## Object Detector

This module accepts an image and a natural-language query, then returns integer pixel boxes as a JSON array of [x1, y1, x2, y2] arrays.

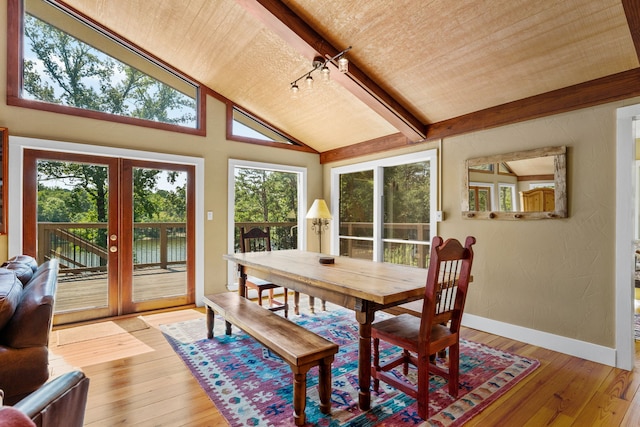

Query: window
[[498, 183, 516, 211], [231, 107, 296, 145], [529, 182, 555, 189], [9, 0, 201, 133], [227, 106, 316, 153], [227, 159, 307, 285], [331, 150, 437, 267]]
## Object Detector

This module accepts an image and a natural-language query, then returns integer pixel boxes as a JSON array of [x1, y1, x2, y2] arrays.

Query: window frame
[[330, 150, 438, 263], [6, 0, 206, 136]]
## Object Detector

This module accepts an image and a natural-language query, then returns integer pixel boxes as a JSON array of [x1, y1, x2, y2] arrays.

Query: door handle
[[110, 246, 117, 253]]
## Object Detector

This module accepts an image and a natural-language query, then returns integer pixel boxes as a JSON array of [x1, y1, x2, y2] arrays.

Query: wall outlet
[[207, 211, 213, 221], [436, 211, 444, 222]]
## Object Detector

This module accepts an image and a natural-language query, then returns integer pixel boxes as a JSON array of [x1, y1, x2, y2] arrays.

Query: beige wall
[[327, 100, 640, 350], [442, 105, 619, 348]]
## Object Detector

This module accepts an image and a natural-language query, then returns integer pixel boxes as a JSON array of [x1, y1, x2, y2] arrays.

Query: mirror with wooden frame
[[462, 146, 567, 220], [0, 128, 6, 233]]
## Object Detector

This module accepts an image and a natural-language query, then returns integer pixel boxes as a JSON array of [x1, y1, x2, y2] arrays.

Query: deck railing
[[38, 222, 187, 274], [233, 222, 298, 251], [38, 220, 430, 275], [338, 222, 431, 267]]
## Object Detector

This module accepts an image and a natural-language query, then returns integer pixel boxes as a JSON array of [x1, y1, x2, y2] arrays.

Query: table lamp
[[306, 199, 332, 253]]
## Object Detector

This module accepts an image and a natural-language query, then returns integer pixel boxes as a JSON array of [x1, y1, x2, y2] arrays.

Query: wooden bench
[[202, 292, 339, 426]]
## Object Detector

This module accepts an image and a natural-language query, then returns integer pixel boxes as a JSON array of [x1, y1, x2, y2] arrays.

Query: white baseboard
[[462, 313, 616, 367]]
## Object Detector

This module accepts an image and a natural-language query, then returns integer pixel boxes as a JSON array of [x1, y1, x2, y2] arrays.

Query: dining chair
[[240, 227, 288, 318], [371, 235, 476, 420]]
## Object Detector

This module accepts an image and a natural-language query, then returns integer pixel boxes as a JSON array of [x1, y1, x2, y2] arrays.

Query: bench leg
[[225, 320, 232, 336], [206, 306, 215, 339], [318, 356, 334, 414], [205, 305, 231, 337], [292, 367, 310, 426]]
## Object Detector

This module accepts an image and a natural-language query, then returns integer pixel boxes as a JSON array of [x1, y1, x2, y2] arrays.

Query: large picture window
[[8, 0, 201, 133], [331, 150, 438, 267]]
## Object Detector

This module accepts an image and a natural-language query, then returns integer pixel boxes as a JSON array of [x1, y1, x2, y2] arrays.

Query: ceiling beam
[[623, 0, 640, 62], [320, 133, 412, 164], [320, 67, 640, 163], [235, 0, 426, 141]]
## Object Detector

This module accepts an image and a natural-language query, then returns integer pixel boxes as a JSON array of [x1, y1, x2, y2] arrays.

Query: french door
[[23, 150, 195, 324]]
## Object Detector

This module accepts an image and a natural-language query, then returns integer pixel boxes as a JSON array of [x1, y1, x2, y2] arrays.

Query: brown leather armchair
[[0, 256, 59, 405]]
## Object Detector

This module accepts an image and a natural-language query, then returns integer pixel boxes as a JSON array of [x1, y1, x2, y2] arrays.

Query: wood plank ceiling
[[61, 0, 640, 162]]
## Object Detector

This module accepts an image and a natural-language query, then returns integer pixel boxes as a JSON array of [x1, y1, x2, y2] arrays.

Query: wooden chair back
[[420, 236, 475, 342], [240, 227, 272, 254]]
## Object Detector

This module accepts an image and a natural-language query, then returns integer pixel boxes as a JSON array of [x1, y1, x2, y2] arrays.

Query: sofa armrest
[[13, 371, 89, 427], [2, 260, 58, 348]]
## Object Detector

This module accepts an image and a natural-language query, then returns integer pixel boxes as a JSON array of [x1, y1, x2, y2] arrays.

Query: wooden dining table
[[223, 249, 428, 411]]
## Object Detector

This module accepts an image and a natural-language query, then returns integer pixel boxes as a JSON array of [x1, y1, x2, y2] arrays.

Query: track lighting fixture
[[290, 46, 352, 95]]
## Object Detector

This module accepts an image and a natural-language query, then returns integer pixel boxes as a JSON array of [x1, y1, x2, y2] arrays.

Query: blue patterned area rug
[[161, 308, 538, 426]]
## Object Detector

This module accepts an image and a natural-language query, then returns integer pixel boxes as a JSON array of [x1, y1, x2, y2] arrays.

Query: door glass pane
[[233, 167, 299, 251], [339, 238, 373, 260], [132, 168, 188, 302], [37, 159, 110, 313], [339, 170, 374, 259], [383, 161, 431, 267]]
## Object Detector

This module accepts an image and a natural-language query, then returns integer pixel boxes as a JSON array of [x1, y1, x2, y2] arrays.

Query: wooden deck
[[55, 266, 187, 313]]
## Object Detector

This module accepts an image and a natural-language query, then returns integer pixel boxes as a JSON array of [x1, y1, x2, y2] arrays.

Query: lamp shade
[[305, 199, 332, 220]]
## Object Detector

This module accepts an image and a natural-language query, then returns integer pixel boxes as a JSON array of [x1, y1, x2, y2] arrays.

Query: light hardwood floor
[[48, 301, 640, 427]]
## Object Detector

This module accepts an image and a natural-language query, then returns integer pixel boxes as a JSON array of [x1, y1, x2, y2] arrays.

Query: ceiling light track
[[290, 46, 352, 95]]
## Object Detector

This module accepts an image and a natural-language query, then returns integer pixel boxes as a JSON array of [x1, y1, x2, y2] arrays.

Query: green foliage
[[38, 161, 109, 222], [234, 168, 298, 250], [23, 14, 195, 125], [339, 171, 374, 223], [383, 162, 430, 224], [234, 168, 297, 223], [338, 162, 431, 238], [499, 186, 514, 211], [37, 162, 186, 225]]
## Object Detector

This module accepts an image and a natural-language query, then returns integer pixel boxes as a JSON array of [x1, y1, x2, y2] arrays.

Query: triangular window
[[19, 0, 199, 130], [231, 107, 300, 146]]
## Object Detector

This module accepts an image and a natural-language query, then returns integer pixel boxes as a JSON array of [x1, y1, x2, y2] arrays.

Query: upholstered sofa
[[0, 255, 59, 405]]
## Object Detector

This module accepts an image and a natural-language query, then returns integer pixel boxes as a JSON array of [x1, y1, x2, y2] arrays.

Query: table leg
[[355, 308, 374, 411], [238, 265, 247, 299], [294, 291, 300, 315]]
